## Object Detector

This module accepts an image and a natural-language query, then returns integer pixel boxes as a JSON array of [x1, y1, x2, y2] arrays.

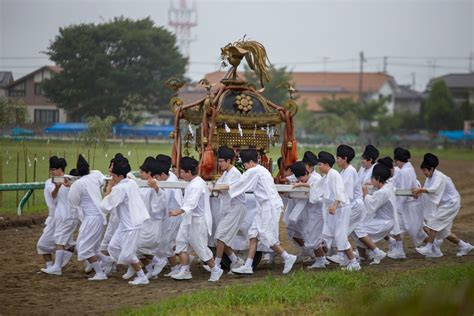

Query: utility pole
[[383, 56, 388, 74], [470, 51, 473, 73], [411, 72, 416, 89], [358, 51, 366, 102]]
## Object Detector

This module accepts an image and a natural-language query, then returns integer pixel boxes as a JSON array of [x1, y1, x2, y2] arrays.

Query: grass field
[[120, 263, 474, 315], [0, 137, 472, 214]]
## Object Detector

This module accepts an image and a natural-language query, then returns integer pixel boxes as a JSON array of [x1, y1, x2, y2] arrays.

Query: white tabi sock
[[91, 261, 103, 275], [181, 265, 190, 272], [244, 258, 253, 268], [211, 264, 220, 273], [171, 265, 180, 272], [372, 248, 381, 255], [137, 269, 146, 278], [146, 263, 154, 273], [349, 258, 357, 264], [152, 256, 160, 265], [396, 241, 403, 250], [98, 253, 111, 263], [228, 252, 238, 263], [459, 240, 468, 248], [425, 242, 433, 251], [281, 251, 291, 261], [53, 250, 65, 270], [215, 257, 222, 268], [46, 261, 53, 268]]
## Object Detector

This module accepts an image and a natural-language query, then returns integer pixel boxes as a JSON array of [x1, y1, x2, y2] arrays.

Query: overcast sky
[[1, 0, 473, 91]]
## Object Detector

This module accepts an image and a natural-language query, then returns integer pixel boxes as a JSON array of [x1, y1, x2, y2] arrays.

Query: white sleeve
[[101, 186, 126, 213], [150, 190, 166, 217], [229, 169, 257, 198], [68, 182, 82, 209], [44, 180, 56, 211], [329, 171, 347, 203], [181, 185, 203, 214], [364, 189, 388, 215], [309, 177, 324, 204]]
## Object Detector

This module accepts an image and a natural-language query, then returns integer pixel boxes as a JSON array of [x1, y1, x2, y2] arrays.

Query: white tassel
[[238, 123, 243, 137], [224, 123, 231, 133], [253, 124, 257, 138], [188, 124, 194, 138]]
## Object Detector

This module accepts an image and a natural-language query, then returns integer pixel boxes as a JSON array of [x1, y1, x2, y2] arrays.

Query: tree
[[81, 115, 115, 167], [43, 17, 187, 121], [0, 98, 28, 129], [244, 65, 292, 105], [424, 80, 460, 130]]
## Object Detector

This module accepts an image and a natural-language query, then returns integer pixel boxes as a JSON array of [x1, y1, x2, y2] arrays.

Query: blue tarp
[[439, 130, 474, 141], [10, 127, 34, 136], [44, 123, 88, 134], [113, 124, 173, 138]]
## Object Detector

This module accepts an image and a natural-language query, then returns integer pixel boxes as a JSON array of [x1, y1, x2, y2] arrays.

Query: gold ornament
[[235, 93, 254, 113]]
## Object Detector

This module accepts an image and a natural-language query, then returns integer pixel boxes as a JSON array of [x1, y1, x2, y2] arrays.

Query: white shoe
[[231, 265, 253, 275], [327, 253, 346, 265], [171, 270, 192, 280], [308, 260, 326, 269], [324, 257, 330, 265], [188, 255, 195, 264], [415, 245, 433, 256], [122, 267, 135, 280], [41, 266, 62, 276], [111, 262, 117, 273], [61, 251, 74, 268], [202, 264, 212, 272], [88, 273, 108, 281], [103, 259, 115, 276], [260, 253, 274, 264], [370, 250, 387, 265], [230, 257, 245, 270], [366, 250, 375, 261], [282, 254, 297, 274], [129, 276, 150, 285], [164, 267, 180, 277], [387, 248, 406, 260], [342, 261, 361, 272], [208, 268, 224, 282], [84, 261, 93, 273], [457, 243, 474, 257], [151, 259, 167, 277], [425, 248, 443, 258]]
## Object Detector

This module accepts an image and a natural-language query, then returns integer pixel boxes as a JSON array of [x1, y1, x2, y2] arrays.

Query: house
[[393, 84, 423, 114], [187, 71, 399, 115], [0, 71, 14, 97], [6, 65, 67, 125], [427, 73, 474, 106]]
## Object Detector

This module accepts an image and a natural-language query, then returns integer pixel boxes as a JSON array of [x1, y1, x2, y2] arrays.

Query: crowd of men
[[37, 144, 473, 285]]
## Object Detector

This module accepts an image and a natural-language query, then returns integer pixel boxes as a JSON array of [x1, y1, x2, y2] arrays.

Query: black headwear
[[49, 156, 61, 169], [372, 163, 391, 183], [155, 160, 170, 176], [362, 145, 379, 162], [180, 156, 199, 173], [420, 153, 439, 170], [109, 153, 125, 168], [377, 156, 394, 170], [290, 161, 308, 178], [69, 168, 79, 177], [156, 154, 172, 165], [239, 149, 258, 164], [336, 145, 355, 163], [77, 154, 90, 176], [112, 157, 131, 177], [394, 147, 411, 162], [317, 151, 335, 167], [217, 146, 235, 161], [302, 151, 319, 166], [140, 156, 156, 173], [57, 158, 67, 171]]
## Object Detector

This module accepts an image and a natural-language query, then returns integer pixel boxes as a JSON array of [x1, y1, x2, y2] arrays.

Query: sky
[[0, 0, 473, 91]]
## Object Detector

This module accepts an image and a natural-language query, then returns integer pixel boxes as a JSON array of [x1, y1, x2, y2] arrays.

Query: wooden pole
[[33, 153, 37, 205], [16, 151, 19, 206]]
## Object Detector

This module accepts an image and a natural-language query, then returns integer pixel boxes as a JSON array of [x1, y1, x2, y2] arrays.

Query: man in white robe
[[101, 157, 151, 285], [358, 145, 379, 185], [38, 157, 74, 273], [169, 157, 223, 282], [68, 154, 108, 281], [212, 146, 247, 270], [393, 147, 427, 254], [413, 153, 473, 258], [316, 151, 361, 271], [222, 149, 297, 275], [355, 164, 395, 264], [291, 161, 326, 268]]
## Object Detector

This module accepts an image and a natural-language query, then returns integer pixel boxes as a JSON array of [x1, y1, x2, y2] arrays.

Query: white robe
[[213, 166, 247, 246], [393, 162, 426, 246], [303, 174, 325, 249], [229, 165, 283, 248], [175, 176, 214, 262], [423, 170, 460, 239], [37, 179, 57, 255], [341, 165, 364, 234], [355, 183, 396, 246], [53, 184, 78, 246], [358, 164, 375, 185], [317, 168, 351, 251], [101, 178, 150, 264]]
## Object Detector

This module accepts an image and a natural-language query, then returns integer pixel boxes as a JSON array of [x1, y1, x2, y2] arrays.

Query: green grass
[[120, 263, 474, 315], [0, 138, 471, 215]]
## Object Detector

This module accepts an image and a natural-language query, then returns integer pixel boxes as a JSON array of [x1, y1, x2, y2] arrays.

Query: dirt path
[[0, 159, 473, 315]]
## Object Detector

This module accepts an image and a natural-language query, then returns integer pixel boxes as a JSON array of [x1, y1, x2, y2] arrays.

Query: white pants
[[354, 218, 394, 248], [108, 228, 141, 265], [426, 199, 460, 240], [323, 204, 352, 251], [248, 202, 281, 248], [156, 216, 182, 258], [76, 216, 105, 261], [53, 218, 78, 246], [37, 216, 56, 255], [175, 216, 213, 262], [398, 200, 427, 246], [214, 203, 247, 246], [136, 219, 163, 257], [348, 199, 364, 234], [100, 212, 120, 252], [304, 207, 325, 249], [285, 200, 307, 240]]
